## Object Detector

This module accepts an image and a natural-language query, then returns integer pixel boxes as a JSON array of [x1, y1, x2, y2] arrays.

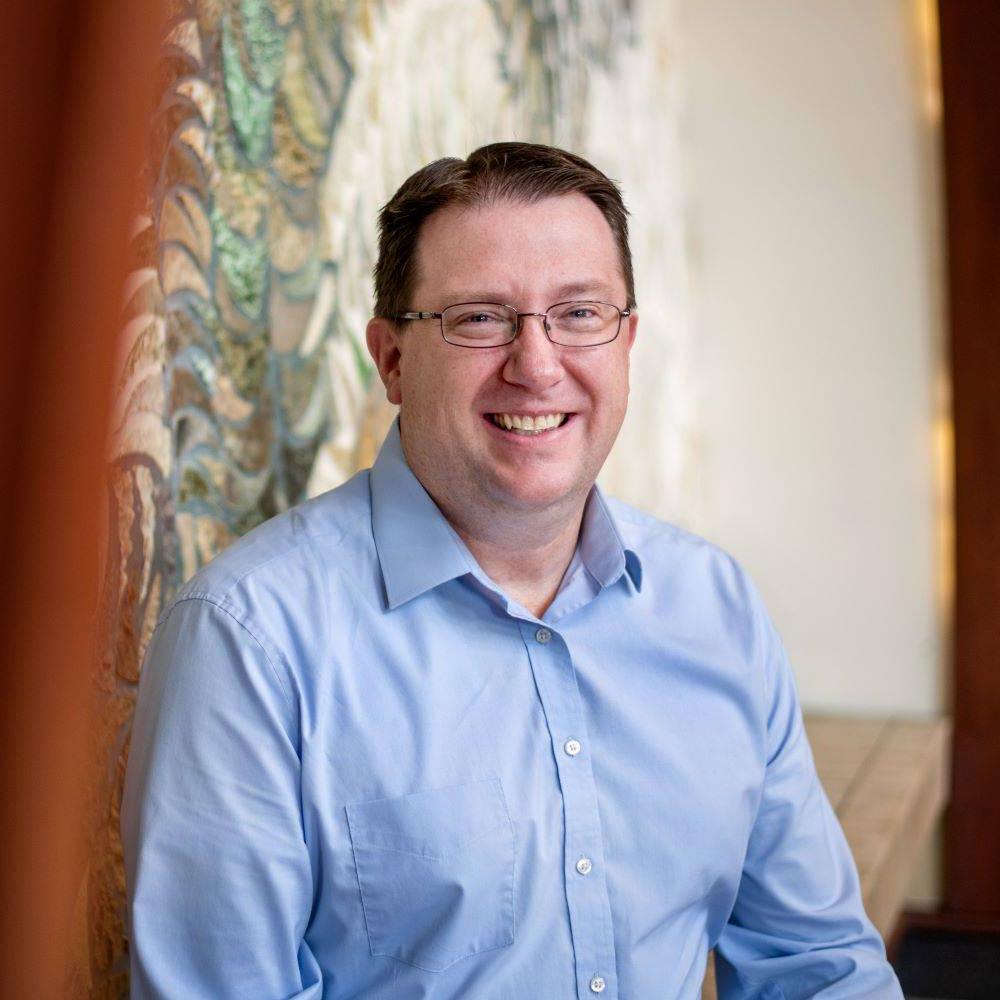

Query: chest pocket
[[346, 776, 516, 972]]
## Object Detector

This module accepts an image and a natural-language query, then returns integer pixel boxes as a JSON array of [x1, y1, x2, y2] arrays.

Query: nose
[[502, 314, 565, 391]]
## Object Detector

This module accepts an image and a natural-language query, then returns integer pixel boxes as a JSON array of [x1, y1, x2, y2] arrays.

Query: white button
[[576, 856, 593, 875], [535, 627, 552, 644], [563, 738, 582, 756], [590, 975, 606, 993]]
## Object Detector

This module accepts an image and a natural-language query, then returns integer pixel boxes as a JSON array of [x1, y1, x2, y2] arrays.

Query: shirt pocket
[[345, 776, 516, 972]]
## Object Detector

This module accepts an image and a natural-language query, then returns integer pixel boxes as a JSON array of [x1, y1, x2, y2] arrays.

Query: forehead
[[413, 194, 623, 300]]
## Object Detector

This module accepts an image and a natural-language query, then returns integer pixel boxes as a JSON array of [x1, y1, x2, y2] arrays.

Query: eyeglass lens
[[440, 302, 622, 347]]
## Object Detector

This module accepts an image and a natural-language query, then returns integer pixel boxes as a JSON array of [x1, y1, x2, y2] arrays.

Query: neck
[[397, 423, 591, 617], [411, 471, 586, 618], [451, 504, 585, 619]]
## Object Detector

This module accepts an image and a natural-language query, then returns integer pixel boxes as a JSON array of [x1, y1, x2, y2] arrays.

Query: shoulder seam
[[186, 489, 368, 604], [165, 593, 294, 707], [226, 522, 348, 596]]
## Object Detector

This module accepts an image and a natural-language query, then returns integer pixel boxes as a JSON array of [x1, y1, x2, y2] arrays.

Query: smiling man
[[366, 189, 636, 619], [123, 143, 903, 999]]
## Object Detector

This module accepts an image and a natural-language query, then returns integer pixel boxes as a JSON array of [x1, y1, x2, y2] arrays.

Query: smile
[[489, 412, 569, 436]]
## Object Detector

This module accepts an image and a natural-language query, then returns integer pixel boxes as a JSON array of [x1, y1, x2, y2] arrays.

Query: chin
[[488, 473, 585, 512]]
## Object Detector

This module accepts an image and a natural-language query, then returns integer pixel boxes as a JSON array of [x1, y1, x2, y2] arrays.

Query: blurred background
[[2, 1, 997, 997]]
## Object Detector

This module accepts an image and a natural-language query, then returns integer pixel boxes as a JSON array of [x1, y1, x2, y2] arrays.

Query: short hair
[[373, 141, 635, 321]]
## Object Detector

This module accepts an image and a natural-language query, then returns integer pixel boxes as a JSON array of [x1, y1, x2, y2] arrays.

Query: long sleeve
[[121, 596, 321, 999], [713, 592, 904, 1000]]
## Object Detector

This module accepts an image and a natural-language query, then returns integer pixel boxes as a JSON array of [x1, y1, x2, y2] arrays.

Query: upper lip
[[485, 409, 573, 415]]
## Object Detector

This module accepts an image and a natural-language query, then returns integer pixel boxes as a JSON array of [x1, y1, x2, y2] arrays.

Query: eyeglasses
[[397, 300, 631, 348]]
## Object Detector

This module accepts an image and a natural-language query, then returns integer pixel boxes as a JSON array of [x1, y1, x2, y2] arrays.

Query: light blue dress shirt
[[123, 421, 903, 999]]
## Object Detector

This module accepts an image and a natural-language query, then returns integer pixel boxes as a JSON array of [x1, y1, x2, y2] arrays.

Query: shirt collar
[[369, 419, 643, 610], [369, 421, 477, 610], [579, 486, 644, 594]]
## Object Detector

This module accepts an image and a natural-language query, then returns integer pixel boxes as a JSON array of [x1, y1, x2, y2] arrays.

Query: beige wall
[[666, 0, 946, 717]]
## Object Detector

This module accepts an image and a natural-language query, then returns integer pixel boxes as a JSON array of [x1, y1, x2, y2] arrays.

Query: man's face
[[368, 193, 638, 520]]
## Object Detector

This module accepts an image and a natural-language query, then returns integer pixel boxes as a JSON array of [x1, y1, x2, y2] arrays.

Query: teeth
[[491, 413, 566, 435]]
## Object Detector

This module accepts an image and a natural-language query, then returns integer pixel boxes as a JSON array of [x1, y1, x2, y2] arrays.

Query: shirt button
[[590, 975, 606, 993], [563, 738, 582, 757], [576, 856, 593, 875], [535, 627, 552, 644]]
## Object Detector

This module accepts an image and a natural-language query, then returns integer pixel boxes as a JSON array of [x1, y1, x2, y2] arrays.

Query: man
[[123, 142, 903, 999]]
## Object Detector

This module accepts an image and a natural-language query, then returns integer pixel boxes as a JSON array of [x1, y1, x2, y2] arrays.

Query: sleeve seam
[[168, 592, 295, 708]]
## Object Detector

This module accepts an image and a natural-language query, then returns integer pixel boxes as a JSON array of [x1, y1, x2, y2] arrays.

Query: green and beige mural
[[87, 0, 693, 994]]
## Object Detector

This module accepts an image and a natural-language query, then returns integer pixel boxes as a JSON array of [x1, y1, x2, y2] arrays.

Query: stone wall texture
[[86, 0, 692, 994]]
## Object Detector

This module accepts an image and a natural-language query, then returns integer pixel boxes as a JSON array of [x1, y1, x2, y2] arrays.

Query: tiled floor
[[893, 929, 1000, 1000]]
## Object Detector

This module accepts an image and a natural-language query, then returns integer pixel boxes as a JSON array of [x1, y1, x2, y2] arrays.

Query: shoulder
[[164, 469, 377, 632], [605, 495, 782, 718], [604, 493, 769, 655], [607, 495, 755, 594]]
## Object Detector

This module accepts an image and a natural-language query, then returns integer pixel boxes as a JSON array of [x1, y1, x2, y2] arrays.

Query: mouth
[[486, 412, 571, 436]]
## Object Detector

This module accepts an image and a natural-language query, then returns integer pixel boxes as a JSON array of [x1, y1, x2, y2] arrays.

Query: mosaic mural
[[86, 0, 692, 994]]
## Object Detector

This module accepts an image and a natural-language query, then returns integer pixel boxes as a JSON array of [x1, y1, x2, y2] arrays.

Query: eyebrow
[[551, 281, 617, 301], [439, 282, 618, 305]]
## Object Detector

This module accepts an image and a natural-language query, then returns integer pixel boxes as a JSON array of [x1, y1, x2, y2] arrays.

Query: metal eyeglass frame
[[396, 300, 632, 348]]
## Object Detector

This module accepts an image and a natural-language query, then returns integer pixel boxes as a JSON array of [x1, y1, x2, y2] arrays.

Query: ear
[[366, 317, 403, 405], [625, 309, 638, 351]]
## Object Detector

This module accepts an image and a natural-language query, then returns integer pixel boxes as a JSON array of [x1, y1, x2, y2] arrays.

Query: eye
[[440, 305, 514, 344], [450, 308, 507, 325], [552, 302, 602, 321]]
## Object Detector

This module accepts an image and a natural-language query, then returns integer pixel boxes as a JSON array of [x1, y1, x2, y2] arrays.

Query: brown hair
[[373, 141, 635, 321]]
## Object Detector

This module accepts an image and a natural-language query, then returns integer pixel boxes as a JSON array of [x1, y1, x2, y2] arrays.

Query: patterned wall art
[[87, 0, 693, 994]]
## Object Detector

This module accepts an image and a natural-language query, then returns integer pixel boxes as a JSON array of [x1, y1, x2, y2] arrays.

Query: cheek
[[398, 352, 439, 408], [581, 361, 630, 417], [399, 354, 487, 416], [611, 352, 633, 408]]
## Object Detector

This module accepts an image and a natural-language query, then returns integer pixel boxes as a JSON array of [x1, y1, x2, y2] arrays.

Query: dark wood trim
[[885, 915, 908, 965], [937, 2, 1000, 916], [901, 908, 1000, 939]]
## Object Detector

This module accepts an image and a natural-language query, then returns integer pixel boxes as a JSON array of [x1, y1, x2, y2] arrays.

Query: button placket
[[519, 619, 618, 998]]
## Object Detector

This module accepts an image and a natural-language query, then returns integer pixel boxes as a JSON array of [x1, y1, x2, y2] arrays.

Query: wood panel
[[831, 719, 951, 937], [937, 0, 1000, 924], [803, 716, 888, 811]]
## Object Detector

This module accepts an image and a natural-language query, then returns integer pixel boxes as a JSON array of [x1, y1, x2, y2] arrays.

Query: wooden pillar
[[939, 0, 1000, 928], [0, 2, 164, 994]]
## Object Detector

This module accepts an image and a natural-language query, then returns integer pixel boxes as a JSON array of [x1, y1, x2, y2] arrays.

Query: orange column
[[0, 2, 164, 995]]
